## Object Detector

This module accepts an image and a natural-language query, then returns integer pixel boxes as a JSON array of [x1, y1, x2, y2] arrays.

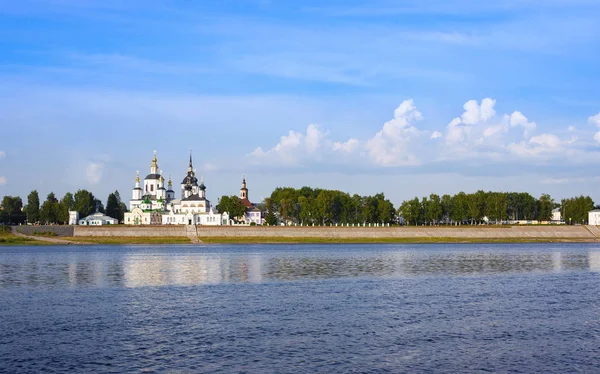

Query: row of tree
[[0, 190, 127, 225], [398, 191, 592, 225], [263, 187, 396, 225]]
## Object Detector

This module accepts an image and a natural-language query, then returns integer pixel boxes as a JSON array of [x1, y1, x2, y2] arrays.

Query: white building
[[589, 209, 600, 225], [68, 211, 79, 225], [78, 212, 118, 225], [239, 177, 264, 225], [551, 208, 562, 222], [124, 151, 230, 226]]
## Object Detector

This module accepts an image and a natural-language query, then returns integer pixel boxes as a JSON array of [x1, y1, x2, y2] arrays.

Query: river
[[1, 243, 599, 372]]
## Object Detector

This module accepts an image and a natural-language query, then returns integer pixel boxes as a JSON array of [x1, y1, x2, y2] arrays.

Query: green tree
[[217, 195, 247, 222], [106, 190, 125, 222], [39, 192, 59, 224], [1, 196, 24, 224], [264, 197, 278, 226], [377, 196, 395, 224], [441, 194, 452, 224], [538, 193, 554, 221], [26, 190, 40, 224], [56, 192, 75, 224], [74, 189, 96, 218], [428, 194, 442, 225]]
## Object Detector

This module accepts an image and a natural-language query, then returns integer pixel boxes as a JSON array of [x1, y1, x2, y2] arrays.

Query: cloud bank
[[249, 98, 600, 171]]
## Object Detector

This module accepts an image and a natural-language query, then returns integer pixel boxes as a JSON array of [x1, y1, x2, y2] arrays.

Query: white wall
[[589, 211, 600, 225]]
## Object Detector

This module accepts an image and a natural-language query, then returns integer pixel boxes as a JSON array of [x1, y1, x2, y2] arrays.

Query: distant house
[[78, 212, 118, 226], [589, 209, 600, 225], [551, 208, 562, 223], [68, 211, 79, 225], [239, 177, 264, 225]]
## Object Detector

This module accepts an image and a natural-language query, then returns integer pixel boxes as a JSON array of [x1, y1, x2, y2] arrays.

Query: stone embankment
[[13, 225, 600, 242], [70, 225, 599, 239]]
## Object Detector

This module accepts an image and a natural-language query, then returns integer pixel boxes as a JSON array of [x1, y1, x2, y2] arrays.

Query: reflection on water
[[2, 245, 600, 288]]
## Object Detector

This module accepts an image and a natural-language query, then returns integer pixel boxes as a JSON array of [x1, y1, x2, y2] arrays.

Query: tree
[[377, 196, 395, 224], [56, 192, 75, 224], [74, 189, 96, 218], [450, 192, 467, 225], [264, 197, 278, 226], [1, 196, 24, 224], [39, 192, 59, 224], [106, 190, 125, 222], [428, 194, 442, 225], [538, 193, 554, 221], [441, 194, 452, 224], [217, 195, 247, 222], [26, 190, 40, 224]]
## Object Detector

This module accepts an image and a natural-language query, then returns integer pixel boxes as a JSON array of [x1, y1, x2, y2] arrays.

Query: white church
[[124, 151, 230, 225]]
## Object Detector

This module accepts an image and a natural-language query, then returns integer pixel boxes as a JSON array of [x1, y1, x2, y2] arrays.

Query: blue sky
[[1, 0, 600, 206]]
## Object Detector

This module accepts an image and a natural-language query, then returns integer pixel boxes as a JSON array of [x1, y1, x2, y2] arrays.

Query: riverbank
[[3, 224, 600, 245]]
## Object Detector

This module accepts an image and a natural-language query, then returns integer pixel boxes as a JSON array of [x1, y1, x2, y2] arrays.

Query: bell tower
[[240, 176, 248, 200]]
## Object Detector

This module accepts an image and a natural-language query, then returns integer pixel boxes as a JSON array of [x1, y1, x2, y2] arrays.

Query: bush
[[249, 222, 256, 226]]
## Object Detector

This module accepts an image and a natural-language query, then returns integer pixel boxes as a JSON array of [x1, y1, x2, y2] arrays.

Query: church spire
[[151, 150, 158, 174], [188, 149, 193, 172]]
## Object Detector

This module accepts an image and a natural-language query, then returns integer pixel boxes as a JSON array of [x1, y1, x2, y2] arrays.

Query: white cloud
[[86, 162, 104, 185], [445, 98, 496, 146], [589, 113, 600, 127], [0, 151, 5, 159], [541, 178, 570, 185], [365, 99, 424, 166], [249, 124, 328, 164], [507, 133, 564, 158], [568, 125, 576, 131], [508, 111, 536, 137], [461, 98, 496, 125], [0, 176, 6, 185], [332, 138, 360, 153], [589, 113, 600, 144], [305, 124, 327, 153], [248, 99, 598, 170]]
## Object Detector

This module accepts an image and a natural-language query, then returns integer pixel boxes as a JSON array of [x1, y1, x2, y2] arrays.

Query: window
[[151, 185, 154, 192]]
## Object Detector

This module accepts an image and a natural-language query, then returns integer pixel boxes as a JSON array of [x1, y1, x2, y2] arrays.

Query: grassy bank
[[63, 236, 192, 245], [199, 236, 597, 244], [0, 227, 48, 245]]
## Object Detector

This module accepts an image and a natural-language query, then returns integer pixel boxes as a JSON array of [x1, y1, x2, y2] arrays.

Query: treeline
[[398, 191, 592, 225], [0, 190, 127, 225], [265, 187, 396, 225], [561, 196, 594, 225]]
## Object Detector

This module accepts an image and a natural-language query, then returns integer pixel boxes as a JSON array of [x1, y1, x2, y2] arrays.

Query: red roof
[[240, 198, 252, 208]]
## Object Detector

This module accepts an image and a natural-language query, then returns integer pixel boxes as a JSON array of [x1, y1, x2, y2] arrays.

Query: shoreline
[[3, 234, 600, 246], [3, 224, 600, 245]]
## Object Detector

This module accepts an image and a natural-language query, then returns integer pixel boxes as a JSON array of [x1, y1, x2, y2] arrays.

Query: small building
[[68, 211, 79, 225], [589, 209, 600, 225], [551, 208, 562, 223], [78, 212, 118, 226], [239, 177, 264, 225]]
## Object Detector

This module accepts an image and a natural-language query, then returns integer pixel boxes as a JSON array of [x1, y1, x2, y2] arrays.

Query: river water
[[1, 243, 599, 373]]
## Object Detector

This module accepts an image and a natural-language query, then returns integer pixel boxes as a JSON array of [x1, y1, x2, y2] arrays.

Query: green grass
[[32, 231, 58, 237], [0, 231, 49, 245], [65, 236, 192, 245]]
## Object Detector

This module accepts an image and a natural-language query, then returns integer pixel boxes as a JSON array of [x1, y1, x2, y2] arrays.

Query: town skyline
[[1, 1, 600, 205]]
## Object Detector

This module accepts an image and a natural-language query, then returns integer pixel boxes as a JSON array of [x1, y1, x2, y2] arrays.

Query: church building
[[124, 151, 230, 225], [239, 177, 264, 225]]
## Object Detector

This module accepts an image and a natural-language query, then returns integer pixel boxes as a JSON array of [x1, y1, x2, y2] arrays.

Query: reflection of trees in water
[[0, 251, 596, 288]]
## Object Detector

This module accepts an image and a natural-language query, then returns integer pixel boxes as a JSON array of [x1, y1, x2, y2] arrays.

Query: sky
[[1, 0, 600, 207]]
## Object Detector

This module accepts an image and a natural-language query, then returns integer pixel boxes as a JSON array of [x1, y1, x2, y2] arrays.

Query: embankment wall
[[61, 225, 600, 239], [16, 226, 75, 237]]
